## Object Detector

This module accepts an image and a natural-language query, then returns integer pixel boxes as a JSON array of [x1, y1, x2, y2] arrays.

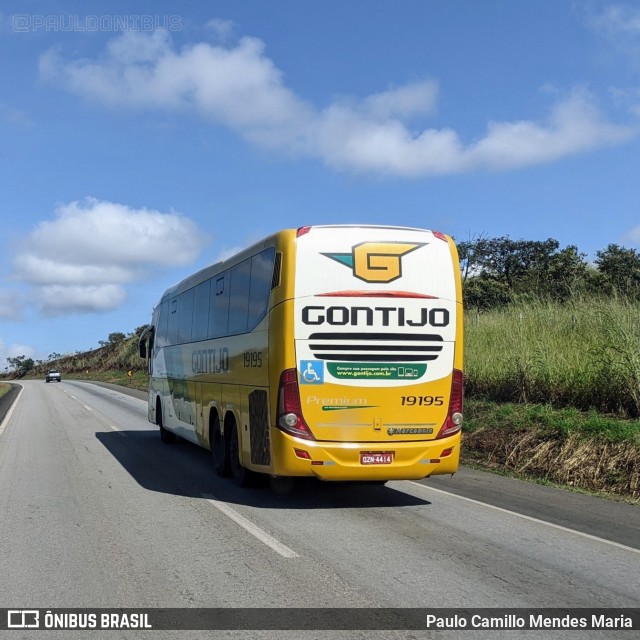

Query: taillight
[[297, 226, 312, 237], [435, 369, 463, 439], [277, 369, 315, 440]]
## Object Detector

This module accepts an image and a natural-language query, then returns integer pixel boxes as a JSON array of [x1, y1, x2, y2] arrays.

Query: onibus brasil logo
[[322, 241, 425, 283]]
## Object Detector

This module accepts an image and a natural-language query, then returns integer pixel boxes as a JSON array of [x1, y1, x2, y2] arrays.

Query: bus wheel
[[229, 421, 253, 487], [157, 401, 176, 444], [211, 415, 230, 477]]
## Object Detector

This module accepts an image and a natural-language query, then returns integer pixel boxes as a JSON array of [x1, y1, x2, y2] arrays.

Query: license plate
[[360, 451, 394, 465]]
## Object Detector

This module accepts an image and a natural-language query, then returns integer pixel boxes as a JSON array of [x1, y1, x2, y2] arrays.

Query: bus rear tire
[[229, 421, 253, 487], [157, 401, 176, 444], [211, 415, 230, 477]]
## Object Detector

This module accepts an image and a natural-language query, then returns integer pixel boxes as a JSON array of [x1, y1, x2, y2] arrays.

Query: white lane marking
[[202, 493, 299, 558], [0, 385, 24, 435], [66, 391, 92, 412], [64, 387, 126, 435], [109, 424, 126, 438], [406, 481, 640, 555]]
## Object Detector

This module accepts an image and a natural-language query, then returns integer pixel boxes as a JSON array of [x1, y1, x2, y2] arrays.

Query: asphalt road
[[0, 380, 638, 639]]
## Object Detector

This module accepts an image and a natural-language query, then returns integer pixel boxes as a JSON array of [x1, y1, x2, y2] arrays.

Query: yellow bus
[[139, 225, 463, 486]]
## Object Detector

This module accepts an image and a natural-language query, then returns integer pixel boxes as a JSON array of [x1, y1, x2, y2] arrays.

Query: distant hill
[[7, 328, 149, 390]]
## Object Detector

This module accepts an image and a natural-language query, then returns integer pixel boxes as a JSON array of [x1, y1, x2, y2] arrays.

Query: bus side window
[[228, 260, 251, 335], [178, 287, 195, 344], [156, 301, 169, 349], [248, 248, 275, 330], [209, 274, 230, 338], [168, 297, 179, 346], [192, 280, 211, 342]]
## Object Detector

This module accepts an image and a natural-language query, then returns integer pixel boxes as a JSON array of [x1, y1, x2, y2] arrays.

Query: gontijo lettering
[[302, 305, 449, 327], [192, 348, 229, 374]]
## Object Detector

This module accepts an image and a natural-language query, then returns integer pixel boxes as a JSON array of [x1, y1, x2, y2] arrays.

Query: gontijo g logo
[[322, 242, 425, 283]]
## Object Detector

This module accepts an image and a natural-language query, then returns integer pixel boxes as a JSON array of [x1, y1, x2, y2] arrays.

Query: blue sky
[[1, 0, 640, 369]]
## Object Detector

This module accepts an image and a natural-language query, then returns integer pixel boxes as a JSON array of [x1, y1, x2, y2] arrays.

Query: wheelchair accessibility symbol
[[300, 360, 324, 384]]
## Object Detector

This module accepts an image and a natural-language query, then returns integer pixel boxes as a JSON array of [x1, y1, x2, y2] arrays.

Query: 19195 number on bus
[[243, 351, 263, 368], [401, 395, 444, 406]]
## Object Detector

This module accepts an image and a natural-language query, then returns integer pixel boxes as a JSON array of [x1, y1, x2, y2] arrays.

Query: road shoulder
[[0, 383, 22, 426], [426, 466, 640, 550]]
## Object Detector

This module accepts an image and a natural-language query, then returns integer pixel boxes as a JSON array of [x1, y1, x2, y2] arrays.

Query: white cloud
[[588, 4, 640, 74], [335, 80, 440, 122], [589, 4, 640, 38], [587, 4, 640, 118], [205, 19, 236, 42], [0, 289, 23, 321], [14, 198, 208, 316], [466, 89, 633, 170], [39, 32, 313, 136], [0, 338, 36, 373], [20, 198, 204, 268], [312, 88, 634, 176], [39, 29, 637, 177], [36, 284, 127, 317], [14, 256, 135, 286]]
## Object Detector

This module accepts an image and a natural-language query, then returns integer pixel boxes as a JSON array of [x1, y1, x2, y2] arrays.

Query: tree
[[458, 236, 557, 286], [529, 245, 589, 301], [458, 236, 592, 307], [595, 244, 640, 299], [460, 236, 557, 306], [98, 332, 126, 348], [462, 277, 512, 310], [7, 355, 35, 377]]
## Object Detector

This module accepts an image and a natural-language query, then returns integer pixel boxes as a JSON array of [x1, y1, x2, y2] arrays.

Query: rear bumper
[[269, 428, 460, 481]]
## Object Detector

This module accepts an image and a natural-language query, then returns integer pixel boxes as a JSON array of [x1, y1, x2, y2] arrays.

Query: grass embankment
[[0, 382, 11, 399], [22, 333, 150, 393], [464, 298, 640, 501], [57, 336, 150, 391], [65, 369, 149, 393]]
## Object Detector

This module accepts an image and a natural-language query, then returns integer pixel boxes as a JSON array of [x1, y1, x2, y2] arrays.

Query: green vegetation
[[455, 235, 640, 500], [462, 295, 640, 501], [458, 236, 640, 308], [0, 382, 11, 399], [464, 399, 640, 444], [465, 297, 640, 419], [462, 399, 640, 500]]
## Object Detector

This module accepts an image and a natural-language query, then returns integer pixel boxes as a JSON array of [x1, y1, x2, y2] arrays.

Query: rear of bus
[[271, 225, 463, 481]]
